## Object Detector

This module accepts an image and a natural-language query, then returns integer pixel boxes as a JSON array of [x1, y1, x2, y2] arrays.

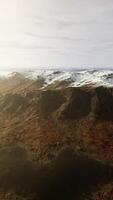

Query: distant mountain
[[1, 69, 113, 88]]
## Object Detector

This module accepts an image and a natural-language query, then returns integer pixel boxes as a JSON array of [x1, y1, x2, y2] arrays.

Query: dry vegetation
[[0, 74, 113, 199]]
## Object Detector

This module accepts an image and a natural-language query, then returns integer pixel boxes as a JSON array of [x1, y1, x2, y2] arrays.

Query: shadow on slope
[[0, 146, 113, 200], [94, 87, 113, 121], [56, 88, 92, 120]]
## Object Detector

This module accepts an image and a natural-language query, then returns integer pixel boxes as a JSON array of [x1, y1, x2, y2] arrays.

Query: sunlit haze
[[0, 0, 113, 70]]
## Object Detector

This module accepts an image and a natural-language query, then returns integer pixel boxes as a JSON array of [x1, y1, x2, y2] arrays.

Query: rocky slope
[[0, 70, 113, 199], [1, 69, 113, 88]]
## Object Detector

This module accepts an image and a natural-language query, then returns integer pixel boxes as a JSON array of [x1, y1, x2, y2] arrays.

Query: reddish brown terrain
[[0, 73, 113, 199]]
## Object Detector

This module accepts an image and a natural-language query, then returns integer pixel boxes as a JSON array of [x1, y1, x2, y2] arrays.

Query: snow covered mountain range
[[1, 69, 113, 87]]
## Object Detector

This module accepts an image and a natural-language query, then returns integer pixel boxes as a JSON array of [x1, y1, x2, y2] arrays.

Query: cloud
[[26, 32, 88, 43], [0, 0, 113, 68], [0, 42, 56, 51]]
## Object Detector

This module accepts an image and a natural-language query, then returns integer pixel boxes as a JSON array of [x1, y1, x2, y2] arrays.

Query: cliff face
[[1, 75, 113, 199]]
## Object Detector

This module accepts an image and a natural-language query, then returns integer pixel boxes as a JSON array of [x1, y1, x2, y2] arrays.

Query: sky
[[0, 0, 113, 71]]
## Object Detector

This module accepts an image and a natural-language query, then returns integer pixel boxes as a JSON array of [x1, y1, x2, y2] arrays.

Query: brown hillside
[[1, 78, 113, 199]]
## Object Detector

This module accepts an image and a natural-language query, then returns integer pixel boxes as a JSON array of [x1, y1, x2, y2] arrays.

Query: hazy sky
[[0, 0, 113, 70]]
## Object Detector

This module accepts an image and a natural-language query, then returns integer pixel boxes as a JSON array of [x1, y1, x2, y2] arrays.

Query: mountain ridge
[[1, 69, 113, 89], [0, 71, 113, 199]]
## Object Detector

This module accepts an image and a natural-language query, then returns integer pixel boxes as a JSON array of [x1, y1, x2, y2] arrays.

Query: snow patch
[[1, 69, 113, 87]]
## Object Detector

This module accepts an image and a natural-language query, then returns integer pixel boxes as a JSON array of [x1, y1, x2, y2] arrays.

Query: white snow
[[1, 69, 113, 87]]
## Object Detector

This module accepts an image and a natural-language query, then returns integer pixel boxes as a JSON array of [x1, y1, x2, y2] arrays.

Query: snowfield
[[1, 69, 113, 87]]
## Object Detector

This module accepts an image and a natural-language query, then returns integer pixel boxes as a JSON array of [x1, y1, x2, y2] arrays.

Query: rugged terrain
[[0, 70, 113, 199]]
